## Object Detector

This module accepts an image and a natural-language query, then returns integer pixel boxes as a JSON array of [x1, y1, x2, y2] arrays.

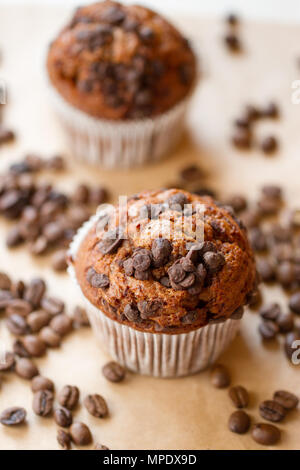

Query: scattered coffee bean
[[22, 335, 47, 357], [24, 278, 46, 308], [94, 443, 109, 450], [32, 390, 54, 417], [0, 407, 26, 426], [39, 326, 61, 347], [73, 306, 90, 327], [261, 136, 278, 154], [70, 422, 92, 446], [50, 314, 73, 336], [284, 331, 300, 360], [229, 386, 249, 408], [15, 357, 39, 379], [232, 128, 251, 149], [289, 292, 300, 314], [211, 364, 230, 388], [228, 410, 250, 434], [6, 314, 29, 336], [51, 250, 68, 271], [6, 299, 32, 317], [58, 385, 80, 410], [54, 407, 73, 428], [0, 272, 11, 290], [0, 351, 15, 371], [259, 303, 281, 321], [31, 375, 54, 393], [84, 394, 108, 418], [259, 320, 279, 340], [102, 361, 126, 383], [273, 390, 299, 410], [57, 429, 71, 450], [224, 33, 241, 52], [27, 310, 51, 332], [252, 423, 281, 445], [0, 127, 15, 145], [226, 13, 239, 26], [257, 259, 275, 282], [259, 400, 286, 422], [276, 312, 294, 333], [41, 296, 64, 316]]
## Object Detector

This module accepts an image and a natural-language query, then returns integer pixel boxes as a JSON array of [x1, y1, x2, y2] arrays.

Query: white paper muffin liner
[[48, 83, 190, 169], [68, 214, 241, 378]]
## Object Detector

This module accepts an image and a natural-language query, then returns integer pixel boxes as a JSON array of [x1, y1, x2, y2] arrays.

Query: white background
[[1, 0, 300, 23]]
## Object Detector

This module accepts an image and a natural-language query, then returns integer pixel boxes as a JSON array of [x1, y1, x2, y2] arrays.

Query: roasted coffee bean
[[73, 306, 90, 327], [0, 289, 13, 309], [24, 278, 46, 308], [54, 407, 73, 428], [43, 221, 64, 242], [50, 314, 73, 336], [277, 261, 295, 287], [0, 272, 11, 290], [259, 303, 281, 321], [284, 332, 299, 360], [58, 385, 80, 410], [0, 127, 15, 145], [181, 311, 198, 325], [210, 364, 230, 388], [6, 314, 29, 335], [272, 243, 293, 263], [228, 410, 250, 434], [6, 299, 32, 317], [29, 236, 48, 255], [252, 423, 281, 445], [203, 251, 225, 274], [289, 292, 300, 314], [259, 320, 279, 340], [179, 164, 204, 183], [225, 195, 247, 213], [94, 443, 109, 450], [22, 335, 46, 357], [276, 312, 294, 333], [39, 326, 61, 347], [249, 228, 267, 252], [57, 429, 71, 450], [72, 184, 90, 204], [0, 351, 15, 371], [11, 280, 25, 299], [232, 128, 251, 149], [229, 386, 249, 408], [231, 306, 244, 320], [259, 400, 286, 422], [257, 259, 275, 282], [257, 196, 281, 215], [261, 136, 278, 154], [13, 339, 31, 358], [224, 33, 241, 52], [32, 390, 54, 417], [84, 394, 108, 418], [15, 357, 39, 379], [31, 375, 54, 393], [51, 250, 68, 272], [226, 12, 239, 26], [70, 422, 92, 446], [261, 185, 282, 200], [241, 209, 260, 228], [0, 407, 26, 426], [123, 303, 140, 322], [41, 296, 64, 316], [27, 310, 51, 332], [6, 225, 23, 247], [102, 361, 125, 383], [273, 390, 299, 410]]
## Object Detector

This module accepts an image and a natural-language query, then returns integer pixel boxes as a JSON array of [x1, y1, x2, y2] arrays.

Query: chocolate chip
[[229, 386, 249, 408], [159, 276, 171, 288], [259, 400, 286, 422], [84, 394, 108, 418], [273, 390, 299, 410], [252, 423, 281, 446], [168, 262, 186, 284], [180, 272, 196, 288], [102, 361, 125, 383], [86, 267, 110, 289], [232, 128, 252, 149], [139, 25, 155, 43], [203, 251, 225, 274], [97, 229, 123, 255], [123, 258, 134, 276], [261, 136, 278, 154], [228, 410, 250, 434], [168, 192, 188, 210], [58, 385, 79, 410], [123, 303, 140, 322], [54, 407, 73, 428], [0, 407, 26, 426], [211, 364, 231, 388], [181, 310, 198, 325], [137, 300, 161, 319], [151, 238, 172, 267], [32, 390, 54, 417], [102, 5, 125, 24], [70, 422, 92, 446], [224, 33, 241, 52], [132, 249, 151, 271]]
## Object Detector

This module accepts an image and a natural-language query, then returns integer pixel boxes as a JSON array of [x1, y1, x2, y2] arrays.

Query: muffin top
[[47, 1, 197, 120], [72, 189, 256, 334]]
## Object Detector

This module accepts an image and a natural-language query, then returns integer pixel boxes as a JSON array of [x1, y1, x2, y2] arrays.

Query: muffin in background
[[68, 189, 256, 377], [47, 1, 197, 168]]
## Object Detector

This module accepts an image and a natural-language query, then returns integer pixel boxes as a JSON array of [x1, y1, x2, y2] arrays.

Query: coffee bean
[[94, 443, 109, 450], [277, 261, 295, 287], [27, 310, 51, 332], [22, 335, 46, 357], [0, 272, 11, 290], [70, 422, 92, 446], [261, 136, 278, 154], [262, 102, 279, 119], [13, 339, 31, 358], [6, 299, 32, 317], [6, 225, 23, 247], [257, 196, 281, 215], [0, 351, 15, 371], [29, 236, 48, 255], [102, 361, 125, 383], [259, 400, 286, 422], [6, 314, 29, 335], [72, 184, 90, 204], [84, 394, 108, 418], [289, 292, 300, 314], [11, 280, 25, 298], [232, 128, 251, 149], [273, 390, 299, 410], [39, 326, 61, 347], [225, 195, 247, 213], [57, 429, 71, 450], [179, 164, 204, 183], [50, 314, 73, 336], [249, 228, 267, 252], [54, 407, 73, 428], [252, 423, 281, 445], [259, 320, 279, 340], [32, 390, 54, 417], [276, 312, 294, 333], [284, 331, 300, 360], [15, 357, 39, 379], [58, 385, 80, 410], [41, 296, 64, 315], [51, 250, 68, 271], [229, 386, 249, 408], [261, 185, 282, 200], [230, 306, 244, 320], [0, 127, 15, 145], [228, 410, 250, 434], [73, 306, 90, 327], [210, 364, 231, 388], [0, 289, 13, 309], [259, 303, 281, 321], [31, 375, 54, 393], [0, 407, 26, 426], [224, 33, 241, 52], [24, 278, 46, 308], [257, 259, 275, 282]]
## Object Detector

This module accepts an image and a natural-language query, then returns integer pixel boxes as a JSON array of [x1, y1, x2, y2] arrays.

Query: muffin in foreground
[[47, 1, 197, 168], [68, 189, 256, 377]]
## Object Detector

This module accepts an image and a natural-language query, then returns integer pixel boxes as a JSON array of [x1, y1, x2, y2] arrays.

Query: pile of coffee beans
[[0, 270, 127, 449], [231, 102, 279, 153], [211, 364, 298, 446], [0, 155, 109, 271], [223, 13, 242, 53]]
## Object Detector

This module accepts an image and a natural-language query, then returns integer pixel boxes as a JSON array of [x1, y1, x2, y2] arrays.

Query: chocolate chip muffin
[[68, 189, 256, 377], [46, 1, 197, 168]]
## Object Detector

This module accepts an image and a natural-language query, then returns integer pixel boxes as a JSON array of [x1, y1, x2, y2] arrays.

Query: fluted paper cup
[[68, 215, 240, 378], [48, 83, 190, 169]]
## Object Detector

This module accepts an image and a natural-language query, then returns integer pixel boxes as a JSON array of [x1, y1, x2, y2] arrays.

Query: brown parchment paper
[[0, 5, 299, 450]]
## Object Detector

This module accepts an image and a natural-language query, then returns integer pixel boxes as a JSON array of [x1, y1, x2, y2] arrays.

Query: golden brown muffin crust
[[47, 1, 197, 120], [72, 189, 256, 334]]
